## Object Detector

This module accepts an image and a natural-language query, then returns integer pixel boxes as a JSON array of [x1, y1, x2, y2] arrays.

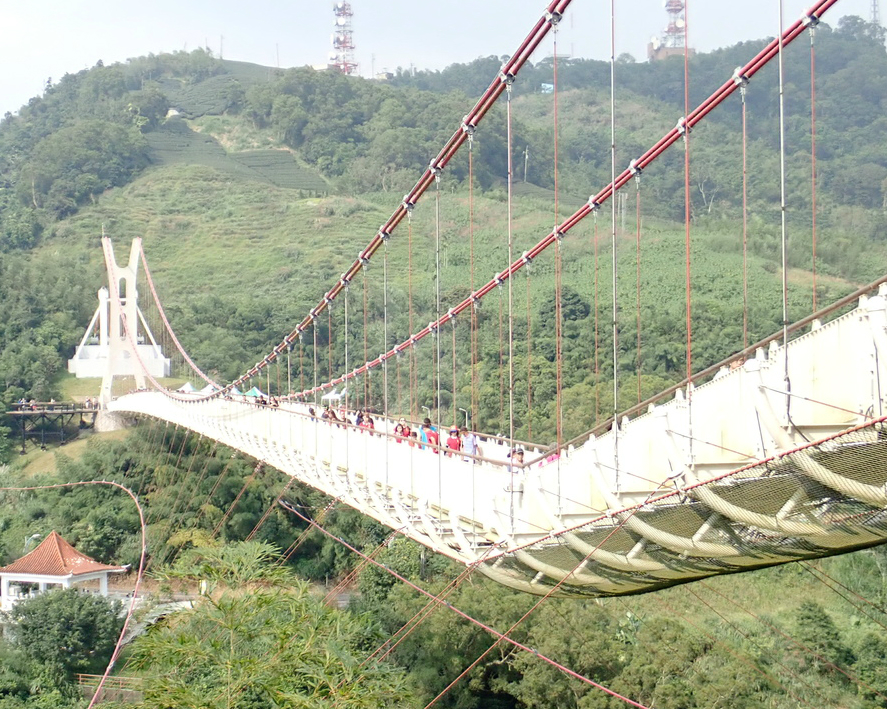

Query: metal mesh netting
[[481, 420, 887, 597]]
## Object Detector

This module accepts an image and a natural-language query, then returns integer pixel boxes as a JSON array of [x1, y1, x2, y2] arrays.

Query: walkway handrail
[[8, 402, 98, 413], [546, 273, 887, 464]]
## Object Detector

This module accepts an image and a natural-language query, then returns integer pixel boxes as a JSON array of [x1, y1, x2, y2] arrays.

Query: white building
[[0, 531, 127, 611]]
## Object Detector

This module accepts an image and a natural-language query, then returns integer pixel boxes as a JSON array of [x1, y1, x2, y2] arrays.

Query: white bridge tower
[[67, 237, 169, 407]]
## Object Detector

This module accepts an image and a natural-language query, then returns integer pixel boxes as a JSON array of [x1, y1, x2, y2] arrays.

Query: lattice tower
[[331, 2, 358, 75]]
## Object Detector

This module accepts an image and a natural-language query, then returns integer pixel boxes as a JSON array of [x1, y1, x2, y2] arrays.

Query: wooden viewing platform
[[6, 401, 98, 452]]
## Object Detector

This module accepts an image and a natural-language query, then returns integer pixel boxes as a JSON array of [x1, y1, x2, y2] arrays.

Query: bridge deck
[[109, 290, 887, 596]]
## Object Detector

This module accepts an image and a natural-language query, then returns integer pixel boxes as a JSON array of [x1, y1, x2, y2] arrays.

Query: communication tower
[[330, 2, 358, 75], [647, 0, 694, 62], [873, 0, 881, 27]]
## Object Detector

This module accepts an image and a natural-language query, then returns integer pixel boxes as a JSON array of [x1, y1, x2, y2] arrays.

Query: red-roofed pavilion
[[0, 531, 127, 611]]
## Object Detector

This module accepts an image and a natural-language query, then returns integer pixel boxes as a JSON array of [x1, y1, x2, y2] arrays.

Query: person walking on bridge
[[445, 427, 461, 456], [421, 419, 439, 452], [461, 426, 478, 461]]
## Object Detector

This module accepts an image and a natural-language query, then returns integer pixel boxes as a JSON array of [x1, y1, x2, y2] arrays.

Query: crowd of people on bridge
[[308, 406, 488, 461], [235, 393, 555, 471]]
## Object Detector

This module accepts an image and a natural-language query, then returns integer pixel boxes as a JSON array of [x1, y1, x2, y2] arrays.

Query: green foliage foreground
[[0, 588, 122, 707], [130, 542, 412, 709]]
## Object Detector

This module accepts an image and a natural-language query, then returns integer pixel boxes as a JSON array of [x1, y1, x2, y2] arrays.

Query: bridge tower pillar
[[93, 237, 170, 410]]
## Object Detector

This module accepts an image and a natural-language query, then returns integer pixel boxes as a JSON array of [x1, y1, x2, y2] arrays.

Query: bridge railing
[[9, 401, 98, 413], [552, 276, 887, 464], [175, 394, 539, 469]]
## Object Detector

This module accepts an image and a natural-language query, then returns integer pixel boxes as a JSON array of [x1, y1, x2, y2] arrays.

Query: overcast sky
[[0, 0, 872, 118]]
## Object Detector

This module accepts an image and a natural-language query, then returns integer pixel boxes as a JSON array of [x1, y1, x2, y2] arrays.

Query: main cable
[[609, 0, 619, 488]]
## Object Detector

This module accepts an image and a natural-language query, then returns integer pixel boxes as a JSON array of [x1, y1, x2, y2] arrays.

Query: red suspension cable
[[683, 1, 693, 385], [138, 243, 221, 389], [526, 272, 533, 440], [635, 177, 642, 403], [408, 210, 416, 419], [553, 17, 564, 446], [593, 216, 600, 422], [142, 0, 838, 405], [328, 308, 333, 388], [281, 501, 653, 709], [468, 136, 478, 426], [810, 24, 818, 311], [499, 290, 505, 432], [363, 271, 369, 408], [451, 323, 457, 427], [742, 82, 749, 351]]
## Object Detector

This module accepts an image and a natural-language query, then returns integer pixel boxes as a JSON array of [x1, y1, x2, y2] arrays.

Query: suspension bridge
[[79, 0, 887, 598]]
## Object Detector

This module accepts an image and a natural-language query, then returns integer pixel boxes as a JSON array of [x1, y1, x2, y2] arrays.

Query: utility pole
[[523, 146, 529, 182]]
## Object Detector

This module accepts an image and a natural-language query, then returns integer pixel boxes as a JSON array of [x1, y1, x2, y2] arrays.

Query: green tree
[[10, 588, 123, 685], [17, 120, 148, 217], [132, 541, 413, 708], [794, 600, 854, 673], [854, 632, 887, 707]]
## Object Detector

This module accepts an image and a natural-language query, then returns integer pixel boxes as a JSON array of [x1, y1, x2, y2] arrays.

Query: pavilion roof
[[0, 531, 126, 577]]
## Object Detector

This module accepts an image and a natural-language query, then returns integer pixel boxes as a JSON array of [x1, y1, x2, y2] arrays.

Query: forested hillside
[[1, 14, 887, 709]]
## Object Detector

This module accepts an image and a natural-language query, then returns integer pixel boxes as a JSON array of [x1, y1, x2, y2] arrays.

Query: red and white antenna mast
[[647, 0, 693, 61], [662, 0, 687, 49], [331, 2, 358, 75]]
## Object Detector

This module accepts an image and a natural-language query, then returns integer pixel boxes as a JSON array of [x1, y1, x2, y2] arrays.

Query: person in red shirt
[[445, 427, 461, 456], [422, 421, 440, 452]]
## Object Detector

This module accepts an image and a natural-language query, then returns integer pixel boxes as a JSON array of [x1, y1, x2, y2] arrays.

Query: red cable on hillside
[[323, 531, 396, 606], [145, 432, 191, 528], [799, 563, 887, 633], [366, 553, 492, 667], [245, 478, 295, 542], [280, 500, 653, 709], [278, 498, 339, 566], [684, 585, 844, 705], [211, 461, 262, 539], [138, 242, 221, 390]]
